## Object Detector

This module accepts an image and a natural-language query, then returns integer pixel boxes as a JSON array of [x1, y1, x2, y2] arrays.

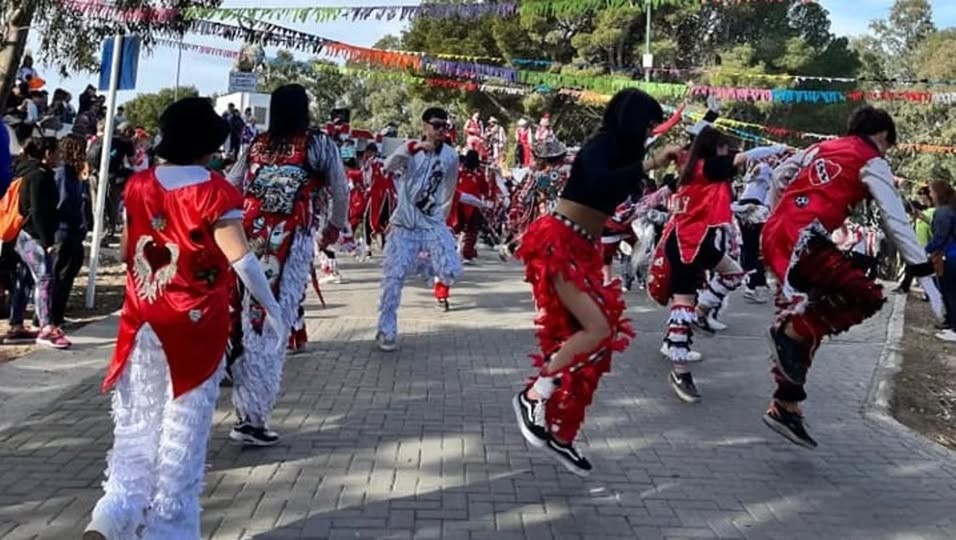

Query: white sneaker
[[377, 332, 397, 352], [743, 287, 768, 304], [708, 313, 728, 331], [660, 343, 703, 363], [935, 330, 956, 342]]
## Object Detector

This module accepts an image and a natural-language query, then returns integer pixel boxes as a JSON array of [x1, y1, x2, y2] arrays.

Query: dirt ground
[[891, 293, 956, 450], [0, 250, 126, 364]]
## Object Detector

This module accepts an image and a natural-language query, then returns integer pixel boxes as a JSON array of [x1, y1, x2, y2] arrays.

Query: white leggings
[[87, 325, 223, 540]]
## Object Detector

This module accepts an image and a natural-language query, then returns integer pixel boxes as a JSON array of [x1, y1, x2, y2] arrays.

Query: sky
[[28, 0, 956, 106]]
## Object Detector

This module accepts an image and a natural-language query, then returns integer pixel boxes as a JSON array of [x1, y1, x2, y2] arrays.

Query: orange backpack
[[0, 177, 26, 243]]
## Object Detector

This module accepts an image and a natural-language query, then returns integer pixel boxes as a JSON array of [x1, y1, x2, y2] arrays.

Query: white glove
[[233, 252, 289, 353], [918, 275, 945, 322], [263, 313, 290, 353]]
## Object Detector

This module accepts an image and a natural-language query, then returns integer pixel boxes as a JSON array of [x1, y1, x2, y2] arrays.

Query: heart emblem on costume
[[143, 241, 173, 272], [809, 158, 842, 186], [132, 236, 180, 303]]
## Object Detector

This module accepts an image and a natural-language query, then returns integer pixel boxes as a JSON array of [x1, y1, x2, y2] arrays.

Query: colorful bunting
[[152, 38, 239, 60], [183, 3, 518, 24]]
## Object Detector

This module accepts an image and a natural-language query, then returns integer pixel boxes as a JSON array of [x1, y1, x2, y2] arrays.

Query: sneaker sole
[[511, 394, 548, 449], [669, 374, 702, 403], [659, 347, 703, 363], [378, 342, 397, 352], [36, 339, 70, 350], [761, 413, 817, 449], [765, 328, 804, 386], [228, 430, 280, 447]]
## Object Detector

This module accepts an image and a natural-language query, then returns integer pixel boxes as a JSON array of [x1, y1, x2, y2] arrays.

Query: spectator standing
[[14, 137, 72, 349], [113, 106, 128, 127], [78, 85, 97, 115], [926, 180, 956, 342], [51, 135, 92, 329]]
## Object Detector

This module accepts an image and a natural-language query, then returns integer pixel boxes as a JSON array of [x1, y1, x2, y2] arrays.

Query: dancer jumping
[[761, 106, 943, 447], [512, 89, 677, 476], [226, 84, 348, 445], [376, 107, 461, 351], [85, 98, 286, 539]]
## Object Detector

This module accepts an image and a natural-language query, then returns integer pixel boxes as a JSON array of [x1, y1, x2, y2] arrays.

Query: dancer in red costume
[[449, 150, 492, 263], [363, 143, 394, 251], [226, 84, 348, 445], [86, 98, 286, 539], [761, 106, 943, 447], [464, 111, 484, 156], [649, 128, 757, 402], [514, 119, 534, 168], [512, 89, 678, 476]]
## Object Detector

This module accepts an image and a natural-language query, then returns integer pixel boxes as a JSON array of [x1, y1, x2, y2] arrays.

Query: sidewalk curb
[[863, 291, 956, 461]]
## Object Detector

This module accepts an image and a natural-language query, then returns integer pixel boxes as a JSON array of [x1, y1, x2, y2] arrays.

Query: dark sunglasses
[[428, 121, 449, 131]]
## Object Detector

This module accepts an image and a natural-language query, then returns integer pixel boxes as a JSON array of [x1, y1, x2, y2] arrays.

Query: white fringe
[[377, 226, 463, 338], [89, 325, 224, 540], [232, 229, 311, 427]]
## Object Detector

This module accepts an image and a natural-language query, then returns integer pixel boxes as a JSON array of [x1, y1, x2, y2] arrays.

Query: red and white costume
[[762, 135, 932, 401], [365, 157, 395, 236], [515, 125, 534, 168], [227, 130, 348, 427], [535, 116, 554, 143], [464, 115, 484, 155], [93, 166, 243, 538], [449, 165, 491, 261]]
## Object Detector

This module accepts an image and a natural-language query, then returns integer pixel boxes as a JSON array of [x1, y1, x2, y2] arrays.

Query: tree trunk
[[0, 5, 34, 112]]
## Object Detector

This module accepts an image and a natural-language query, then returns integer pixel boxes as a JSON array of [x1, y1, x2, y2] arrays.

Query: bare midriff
[[554, 198, 609, 239]]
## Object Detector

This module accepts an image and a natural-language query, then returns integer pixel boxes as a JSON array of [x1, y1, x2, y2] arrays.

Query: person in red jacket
[[760, 106, 943, 448], [85, 98, 286, 540], [363, 143, 394, 251], [649, 128, 748, 402], [449, 150, 491, 263]]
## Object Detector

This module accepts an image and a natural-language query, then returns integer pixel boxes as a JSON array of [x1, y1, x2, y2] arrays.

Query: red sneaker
[[3, 327, 40, 345]]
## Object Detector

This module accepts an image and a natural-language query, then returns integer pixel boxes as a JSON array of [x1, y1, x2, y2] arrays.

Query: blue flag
[[99, 36, 140, 91]]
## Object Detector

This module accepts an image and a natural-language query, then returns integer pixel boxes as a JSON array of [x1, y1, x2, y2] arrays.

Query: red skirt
[[515, 214, 635, 371]]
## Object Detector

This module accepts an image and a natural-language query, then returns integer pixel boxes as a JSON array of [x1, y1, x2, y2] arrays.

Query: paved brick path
[[1, 258, 955, 539]]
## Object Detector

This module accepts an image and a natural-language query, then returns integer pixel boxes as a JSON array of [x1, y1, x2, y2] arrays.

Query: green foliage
[[123, 86, 199, 134], [1, 0, 223, 110]]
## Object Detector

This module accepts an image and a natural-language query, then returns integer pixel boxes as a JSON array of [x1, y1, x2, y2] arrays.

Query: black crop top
[[560, 132, 647, 215]]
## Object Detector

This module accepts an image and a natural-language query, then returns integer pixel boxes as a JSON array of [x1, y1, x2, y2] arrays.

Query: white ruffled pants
[[87, 325, 223, 540], [377, 225, 463, 338], [231, 230, 310, 427]]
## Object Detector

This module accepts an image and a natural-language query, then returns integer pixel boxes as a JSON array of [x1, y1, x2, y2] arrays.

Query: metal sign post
[[85, 33, 124, 309]]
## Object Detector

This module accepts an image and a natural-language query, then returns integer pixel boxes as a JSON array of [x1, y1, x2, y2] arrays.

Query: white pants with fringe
[[87, 325, 224, 540], [377, 225, 463, 339], [231, 230, 310, 427]]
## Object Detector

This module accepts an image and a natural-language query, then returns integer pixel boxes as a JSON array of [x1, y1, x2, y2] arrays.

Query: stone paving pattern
[[1, 258, 955, 539]]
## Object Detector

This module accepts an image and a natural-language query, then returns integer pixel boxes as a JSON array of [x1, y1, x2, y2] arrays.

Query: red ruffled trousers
[[765, 233, 885, 402], [515, 215, 635, 442]]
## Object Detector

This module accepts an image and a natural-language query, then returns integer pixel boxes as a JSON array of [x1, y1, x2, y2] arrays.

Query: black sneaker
[[512, 390, 549, 448], [544, 438, 592, 477], [436, 299, 450, 312], [767, 327, 808, 385], [669, 371, 701, 403], [229, 421, 280, 447], [762, 403, 818, 448]]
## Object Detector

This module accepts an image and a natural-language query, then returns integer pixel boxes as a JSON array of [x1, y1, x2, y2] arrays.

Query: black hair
[[21, 137, 58, 161], [848, 106, 897, 147], [364, 142, 378, 154], [422, 107, 448, 123], [268, 84, 310, 142], [344, 157, 357, 169], [601, 88, 664, 145], [677, 126, 733, 186], [463, 149, 480, 170]]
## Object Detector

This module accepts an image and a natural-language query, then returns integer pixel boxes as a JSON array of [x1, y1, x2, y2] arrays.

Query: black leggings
[[738, 220, 767, 288], [52, 234, 86, 326], [665, 229, 724, 295]]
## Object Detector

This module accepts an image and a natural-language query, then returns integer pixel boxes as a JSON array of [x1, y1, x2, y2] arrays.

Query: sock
[[665, 304, 696, 363], [698, 271, 745, 312], [532, 376, 556, 400]]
